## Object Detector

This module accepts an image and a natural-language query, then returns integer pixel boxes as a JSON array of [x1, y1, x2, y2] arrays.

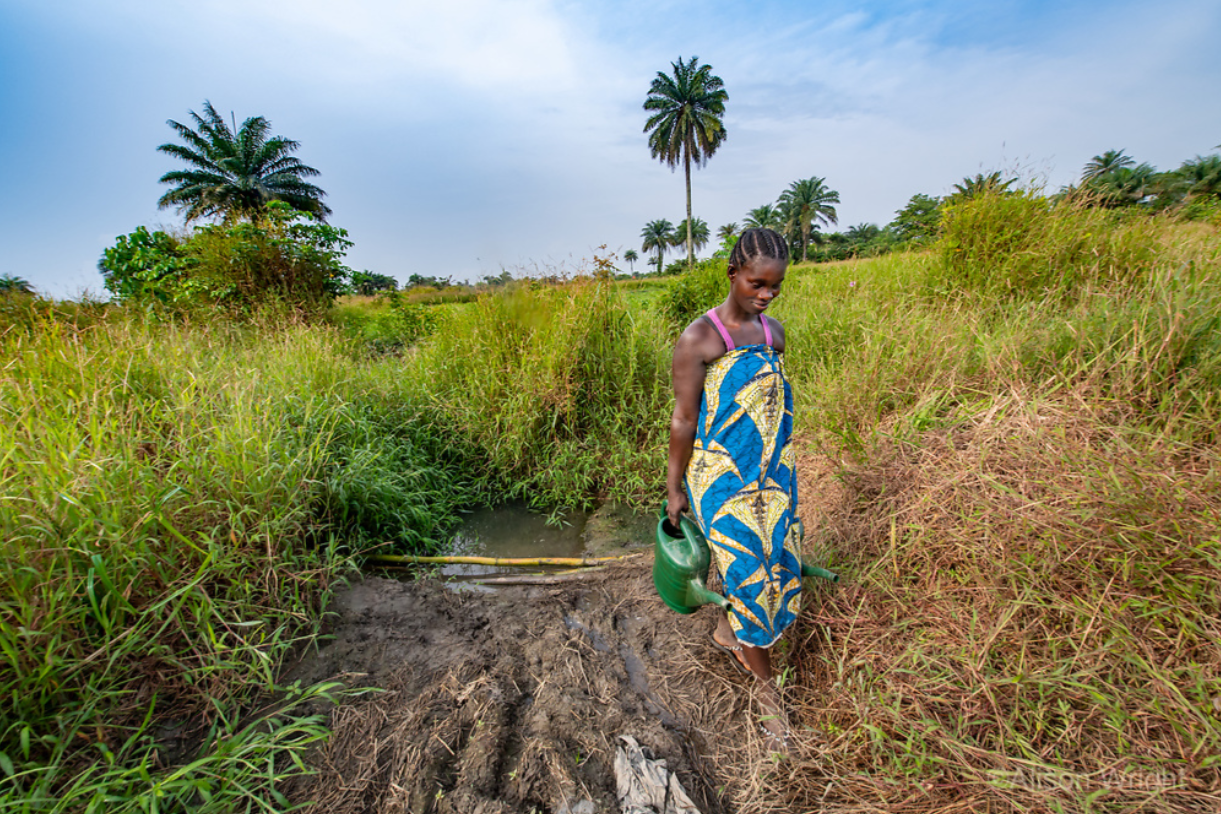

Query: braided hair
[[727, 227, 789, 271]]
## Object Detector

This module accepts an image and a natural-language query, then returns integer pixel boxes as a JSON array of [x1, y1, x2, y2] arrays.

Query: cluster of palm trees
[[1062, 148, 1221, 209], [635, 217, 711, 274], [720, 176, 841, 263], [631, 174, 842, 273]]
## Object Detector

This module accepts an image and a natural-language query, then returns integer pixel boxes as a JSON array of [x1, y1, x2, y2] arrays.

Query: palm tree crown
[[0, 274, 34, 295], [672, 218, 710, 254], [778, 177, 840, 262], [641, 219, 675, 275], [158, 101, 331, 223], [643, 56, 727, 271], [1174, 155, 1221, 200], [947, 172, 1017, 205], [1082, 150, 1135, 182], [743, 204, 783, 231], [1088, 163, 1157, 207]]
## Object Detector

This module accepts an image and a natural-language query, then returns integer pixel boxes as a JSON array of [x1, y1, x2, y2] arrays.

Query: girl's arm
[[667, 328, 708, 526]]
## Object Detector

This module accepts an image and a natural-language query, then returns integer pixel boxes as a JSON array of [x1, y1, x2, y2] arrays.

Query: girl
[[666, 227, 799, 749]]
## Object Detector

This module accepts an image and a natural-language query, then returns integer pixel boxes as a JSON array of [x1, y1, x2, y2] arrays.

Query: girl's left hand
[[666, 490, 688, 527]]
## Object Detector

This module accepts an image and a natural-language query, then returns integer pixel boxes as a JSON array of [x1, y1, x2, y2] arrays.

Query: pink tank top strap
[[704, 308, 735, 351], [762, 315, 773, 347]]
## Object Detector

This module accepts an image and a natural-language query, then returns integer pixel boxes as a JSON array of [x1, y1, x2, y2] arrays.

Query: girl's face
[[728, 257, 786, 315]]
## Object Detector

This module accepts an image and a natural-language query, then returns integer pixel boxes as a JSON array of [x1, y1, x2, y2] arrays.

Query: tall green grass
[[403, 280, 673, 510], [0, 315, 475, 810]]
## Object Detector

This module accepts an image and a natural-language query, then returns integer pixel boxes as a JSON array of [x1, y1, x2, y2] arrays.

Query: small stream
[[422, 501, 654, 589]]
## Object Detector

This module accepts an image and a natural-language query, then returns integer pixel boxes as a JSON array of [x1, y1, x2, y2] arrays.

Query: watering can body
[[653, 506, 839, 615], [653, 511, 730, 614]]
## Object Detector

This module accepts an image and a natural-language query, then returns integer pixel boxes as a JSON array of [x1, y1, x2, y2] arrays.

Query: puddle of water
[[439, 502, 589, 580]]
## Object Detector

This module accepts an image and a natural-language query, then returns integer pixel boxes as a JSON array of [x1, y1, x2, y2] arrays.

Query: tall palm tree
[[672, 218, 710, 254], [717, 222, 738, 241], [1082, 150, 1135, 182], [778, 177, 840, 262], [624, 249, 639, 273], [743, 204, 783, 231], [641, 219, 674, 275], [643, 56, 728, 272], [158, 100, 331, 223]]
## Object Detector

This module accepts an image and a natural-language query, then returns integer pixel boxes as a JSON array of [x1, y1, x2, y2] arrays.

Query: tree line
[[53, 73, 1216, 305]]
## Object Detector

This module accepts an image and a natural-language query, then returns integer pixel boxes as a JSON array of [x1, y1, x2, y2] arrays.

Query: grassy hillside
[[2, 196, 1218, 811]]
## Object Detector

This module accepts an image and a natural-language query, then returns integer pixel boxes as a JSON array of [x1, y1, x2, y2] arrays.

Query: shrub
[[99, 202, 352, 315], [655, 257, 727, 328], [386, 291, 442, 344], [933, 191, 1163, 299]]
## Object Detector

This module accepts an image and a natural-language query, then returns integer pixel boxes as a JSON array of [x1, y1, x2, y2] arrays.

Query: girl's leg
[[740, 643, 771, 682], [742, 643, 790, 752], [712, 611, 737, 648], [711, 613, 789, 750]]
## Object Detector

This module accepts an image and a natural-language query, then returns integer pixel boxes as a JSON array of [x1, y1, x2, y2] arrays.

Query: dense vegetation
[[3, 191, 1219, 811], [97, 202, 352, 315]]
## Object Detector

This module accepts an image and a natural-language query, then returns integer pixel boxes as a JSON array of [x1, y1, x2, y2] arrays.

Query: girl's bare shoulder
[[675, 315, 724, 363], [765, 315, 786, 352]]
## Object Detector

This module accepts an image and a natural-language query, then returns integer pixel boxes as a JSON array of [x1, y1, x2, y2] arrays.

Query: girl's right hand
[[666, 490, 689, 527]]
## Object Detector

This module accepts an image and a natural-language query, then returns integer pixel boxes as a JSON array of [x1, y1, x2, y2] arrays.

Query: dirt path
[[283, 456, 842, 814], [281, 562, 782, 814]]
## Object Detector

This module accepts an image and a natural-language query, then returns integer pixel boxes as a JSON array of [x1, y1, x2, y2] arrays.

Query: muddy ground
[[282, 459, 843, 814]]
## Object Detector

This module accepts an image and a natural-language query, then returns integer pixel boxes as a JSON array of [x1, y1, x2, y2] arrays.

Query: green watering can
[[653, 504, 839, 615]]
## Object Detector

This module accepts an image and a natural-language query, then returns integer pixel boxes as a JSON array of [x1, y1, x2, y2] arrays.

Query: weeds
[[4, 193, 1220, 812], [405, 279, 673, 510], [0, 317, 468, 809]]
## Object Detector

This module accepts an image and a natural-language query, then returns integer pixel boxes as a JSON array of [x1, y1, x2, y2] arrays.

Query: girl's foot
[[709, 632, 750, 674], [755, 682, 791, 755]]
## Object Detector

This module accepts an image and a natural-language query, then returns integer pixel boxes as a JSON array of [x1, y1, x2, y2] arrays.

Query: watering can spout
[[686, 578, 730, 611], [801, 562, 840, 582]]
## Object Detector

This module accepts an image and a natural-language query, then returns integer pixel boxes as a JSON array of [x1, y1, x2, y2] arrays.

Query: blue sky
[[3, 0, 1219, 297]]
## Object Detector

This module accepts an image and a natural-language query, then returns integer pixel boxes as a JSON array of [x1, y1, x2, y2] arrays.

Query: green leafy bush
[[99, 202, 352, 314], [655, 257, 728, 328], [386, 291, 442, 344]]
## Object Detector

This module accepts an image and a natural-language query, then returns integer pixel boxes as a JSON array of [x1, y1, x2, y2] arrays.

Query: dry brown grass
[[745, 392, 1221, 813]]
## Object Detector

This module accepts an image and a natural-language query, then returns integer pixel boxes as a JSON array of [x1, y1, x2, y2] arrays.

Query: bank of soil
[[283, 453, 841, 814]]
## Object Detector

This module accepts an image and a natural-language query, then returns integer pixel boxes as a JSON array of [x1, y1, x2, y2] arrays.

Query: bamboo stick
[[366, 553, 641, 567]]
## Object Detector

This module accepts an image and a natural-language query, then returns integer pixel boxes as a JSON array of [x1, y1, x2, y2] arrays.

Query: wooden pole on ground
[[366, 553, 641, 568]]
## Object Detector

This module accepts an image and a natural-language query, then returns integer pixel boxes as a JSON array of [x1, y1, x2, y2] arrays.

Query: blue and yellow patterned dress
[[684, 310, 801, 648]]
